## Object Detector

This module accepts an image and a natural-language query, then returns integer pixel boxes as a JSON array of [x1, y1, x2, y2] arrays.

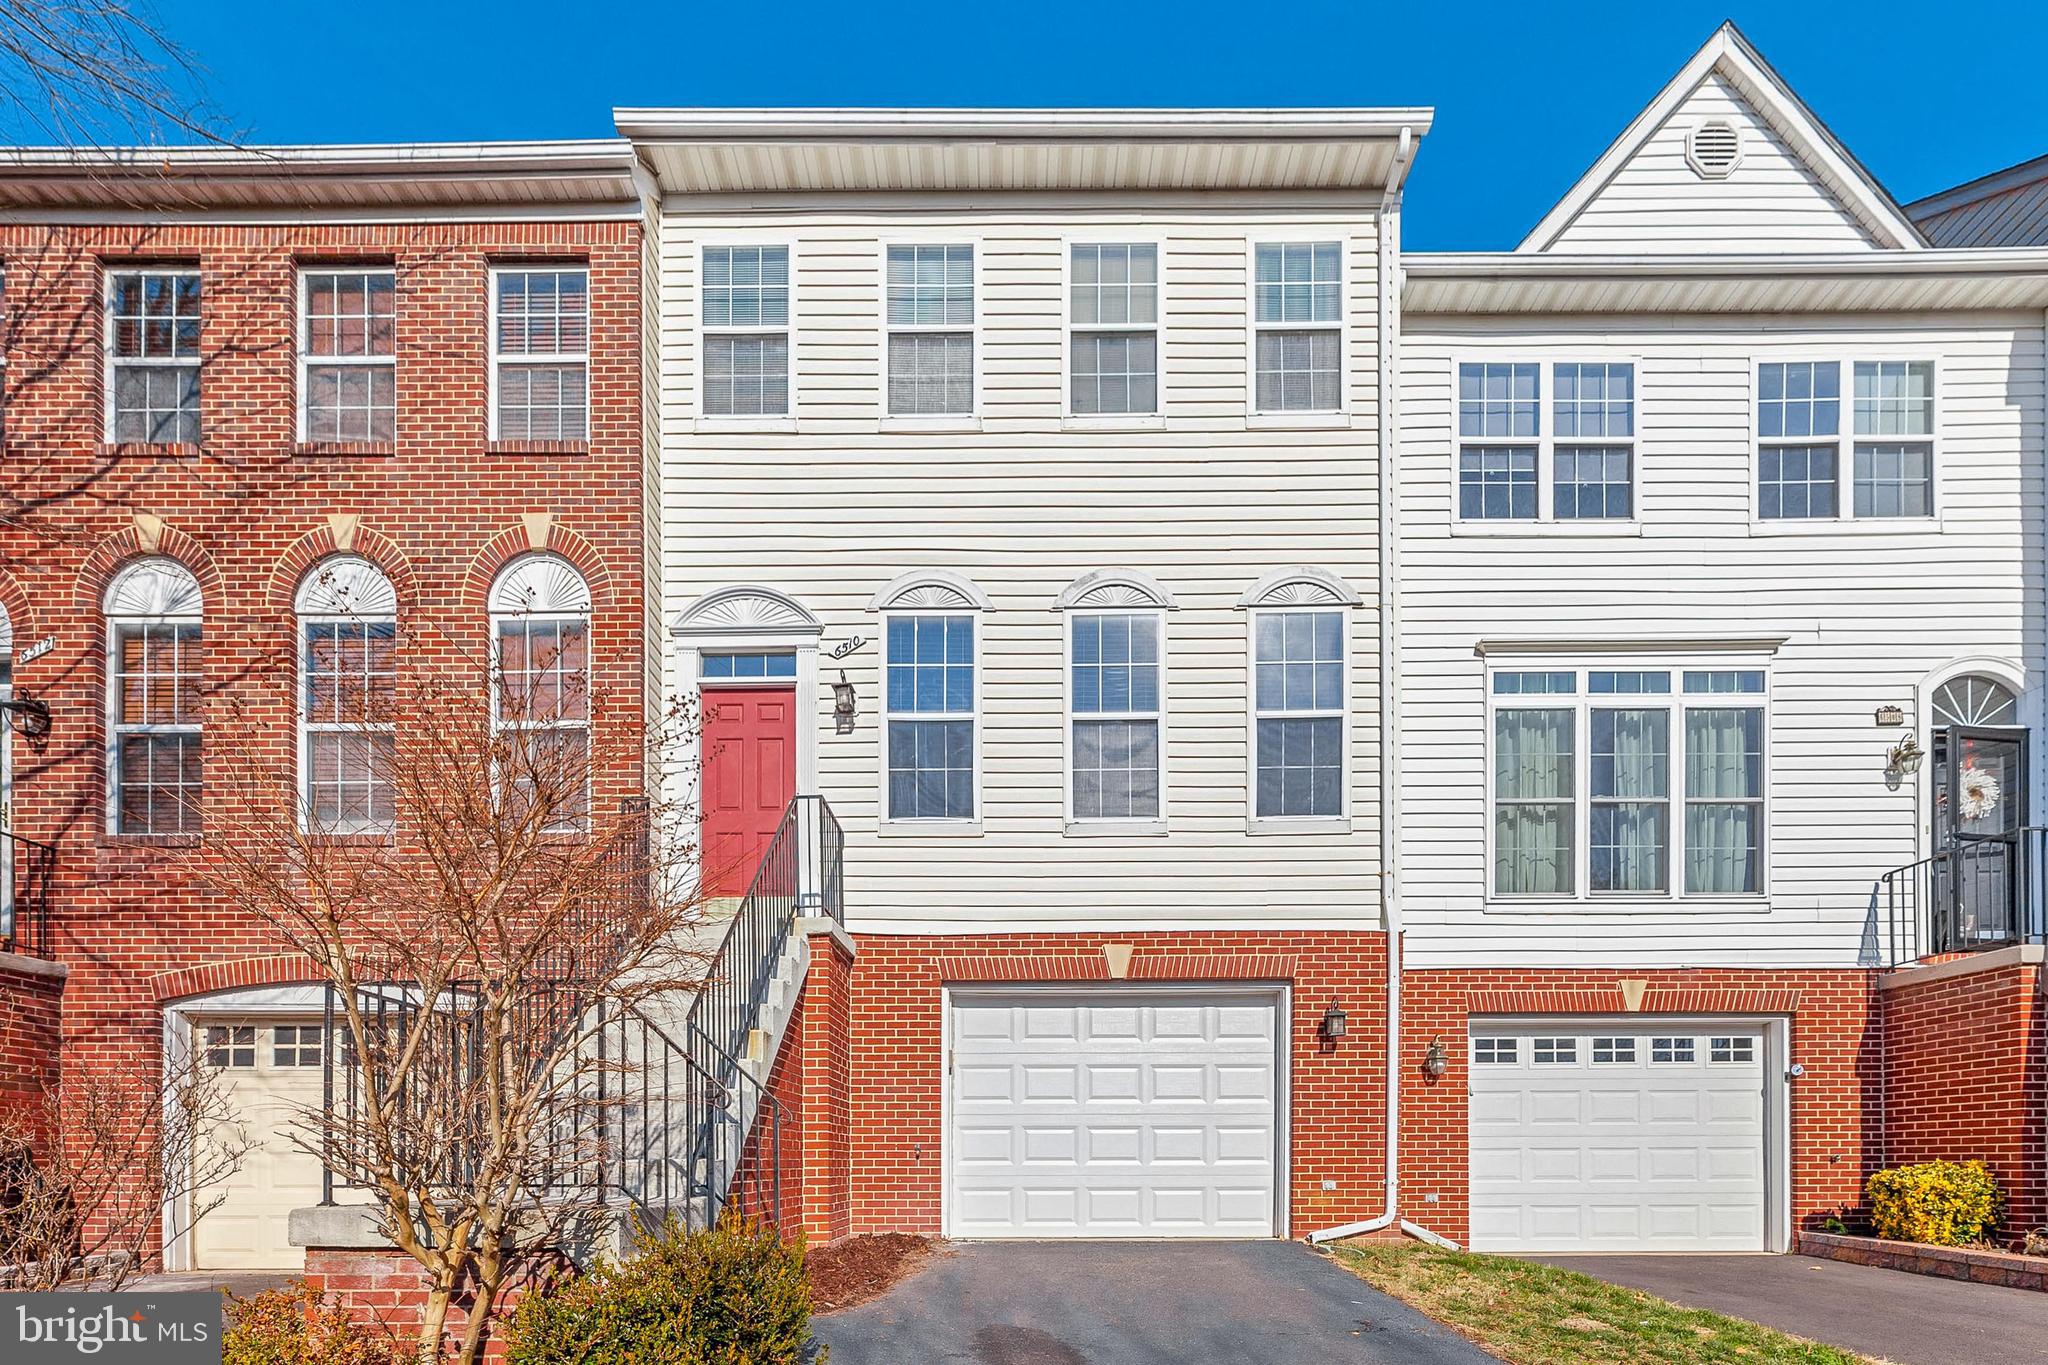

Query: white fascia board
[[613, 107, 1435, 143]]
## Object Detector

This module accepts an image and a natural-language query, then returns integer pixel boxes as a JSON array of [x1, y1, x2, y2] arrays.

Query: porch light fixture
[[1318, 999, 1347, 1044], [1885, 731, 1925, 780], [832, 670, 857, 735], [1422, 1037, 1450, 1079], [0, 691, 50, 742]]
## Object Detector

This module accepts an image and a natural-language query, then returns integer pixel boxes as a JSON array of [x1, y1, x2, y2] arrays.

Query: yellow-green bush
[[222, 1283, 393, 1365], [1866, 1159, 2002, 1246], [502, 1215, 819, 1365]]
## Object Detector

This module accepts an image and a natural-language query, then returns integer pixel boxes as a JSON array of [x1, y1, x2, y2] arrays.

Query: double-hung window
[[1457, 361, 1635, 522], [491, 267, 589, 441], [1490, 665, 1766, 898], [1757, 360, 1934, 520], [1069, 243, 1158, 417], [108, 268, 201, 444], [1252, 242, 1340, 413], [300, 269, 396, 443], [886, 244, 973, 417], [105, 558, 204, 835], [1252, 609, 1344, 818], [297, 557, 398, 834], [489, 555, 593, 831], [702, 246, 790, 418], [884, 613, 975, 820], [1069, 611, 1162, 822]]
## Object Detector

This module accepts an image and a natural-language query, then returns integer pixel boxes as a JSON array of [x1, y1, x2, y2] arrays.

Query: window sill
[[694, 416, 797, 434], [1450, 520, 1643, 537], [1061, 414, 1166, 433], [1748, 517, 1943, 536], [876, 819, 985, 838], [1064, 819, 1168, 838], [98, 442, 199, 459], [1245, 815, 1352, 837], [294, 441, 395, 458], [879, 416, 981, 434], [1483, 895, 1772, 915], [487, 440, 589, 457], [1245, 413, 1350, 431]]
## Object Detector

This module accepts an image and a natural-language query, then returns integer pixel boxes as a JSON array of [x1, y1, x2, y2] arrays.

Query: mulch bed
[[807, 1233, 942, 1313]]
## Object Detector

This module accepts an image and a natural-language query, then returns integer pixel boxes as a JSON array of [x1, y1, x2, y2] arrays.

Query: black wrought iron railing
[[1, 829, 56, 958], [1878, 826, 2048, 965]]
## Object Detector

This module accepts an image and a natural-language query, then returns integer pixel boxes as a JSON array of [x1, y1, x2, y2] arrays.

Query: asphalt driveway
[[1541, 1253, 2048, 1364], [814, 1239, 1500, 1364]]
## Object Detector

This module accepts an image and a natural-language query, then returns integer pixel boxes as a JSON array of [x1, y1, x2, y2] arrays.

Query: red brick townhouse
[[0, 141, 651, 1271]]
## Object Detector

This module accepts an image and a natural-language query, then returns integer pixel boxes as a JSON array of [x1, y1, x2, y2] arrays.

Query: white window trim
[[1748, 354, 1943, 532], [1244, 604, 1352, 836], [486, 264, 591, 443], [487, 555, 594, 833], [696, 241, 797, 430], [1061, 603, 1169, 836], [1063, 234, 1167, 430], [295, 266, 397, 445], [1449, 353, 1643, 533], [1482, 654, 1772, 910], [1245, 237, 1348, 423], [104, 266, 201, 447], [295, 571, 397, 837], [879, 238, 981, 430], [876, 599, 985, 836], [103, 560, 204, 836]]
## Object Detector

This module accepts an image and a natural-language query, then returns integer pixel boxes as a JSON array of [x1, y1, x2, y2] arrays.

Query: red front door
[[700, 686, 798, 896]]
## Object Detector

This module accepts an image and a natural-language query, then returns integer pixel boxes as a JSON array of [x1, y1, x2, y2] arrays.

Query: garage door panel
[[948, 991, 1281, 1239], [191, 1017, 329, 1270]]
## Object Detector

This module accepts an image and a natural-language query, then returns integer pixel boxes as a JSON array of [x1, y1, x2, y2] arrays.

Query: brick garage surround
[[1400, 966, 1881, 1247], [832, 929, 1391, 1237], [0, 217, 646, 1263]]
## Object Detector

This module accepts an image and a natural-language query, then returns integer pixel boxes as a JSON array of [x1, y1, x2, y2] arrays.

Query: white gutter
[[614, 107, 1436, 144], [1306, 122, 1454, 1251], [0, 139, 637, 175], [1407, 246, 2048, 280]]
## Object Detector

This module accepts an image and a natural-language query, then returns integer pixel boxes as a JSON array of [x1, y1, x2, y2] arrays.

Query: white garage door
[[947, 989, 1282, 1238], [1469, 1024, 1768, 1253], [191, 1018, 328, 1269]]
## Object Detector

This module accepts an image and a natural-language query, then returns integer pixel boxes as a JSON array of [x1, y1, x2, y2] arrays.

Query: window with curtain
[[1253, 609, 1344, 818], [1489, 665, 1766, 899], [1252, 242, 1340, 413], [885, 613, 975, 819], [108, 269, 201, 444], [702, 245, 790, 417], [886, 244, 973, 416], [492, 267, 589, 440], [1070, 243, 1159, 416], [105, 557, 204, 834], [489, 554, 592, 830], [300, 269, 396, 443], [1070, 611, 1161, 821], [297, 556, 398, 833]]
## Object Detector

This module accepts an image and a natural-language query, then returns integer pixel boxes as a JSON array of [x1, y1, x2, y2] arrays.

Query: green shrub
[[503, 1215, 820, 1365], [222, 1282, 394, 1365], [1867, 1159, 2002, 1246]]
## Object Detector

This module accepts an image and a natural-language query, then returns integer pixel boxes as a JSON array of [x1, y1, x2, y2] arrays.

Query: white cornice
[[615, 108, 1434, 142]]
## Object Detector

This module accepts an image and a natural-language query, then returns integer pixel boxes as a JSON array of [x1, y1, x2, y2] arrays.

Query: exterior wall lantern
[[1885, 731, 1925, 781], [832, 670, 857, 735], [1422, 1037, 1450, 1079], [1318, 999, 1347, 1044], [0, 691, 50, 742]]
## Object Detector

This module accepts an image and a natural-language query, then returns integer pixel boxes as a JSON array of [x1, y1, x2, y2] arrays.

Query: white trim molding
[[870, 569, 994, 613], [674, 583, 823, 639], [1053, 568, 1178, 612], [1237, 565, 1363, 609]]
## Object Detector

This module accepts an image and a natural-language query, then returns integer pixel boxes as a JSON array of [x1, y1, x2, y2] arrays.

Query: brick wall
[[840, 929, 1392, 1236], [0, 217, 646, 1259], [1400, 964, 1881, 1246], [302, 1246, 555, 1362], [0, 959, 63, 1126], [1880, 957, 2048, 1241], [796, 932, 853, 1242]]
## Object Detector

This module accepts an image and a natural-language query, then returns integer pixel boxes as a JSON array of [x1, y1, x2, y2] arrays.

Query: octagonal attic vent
[[1686, 120, 1742, 180]]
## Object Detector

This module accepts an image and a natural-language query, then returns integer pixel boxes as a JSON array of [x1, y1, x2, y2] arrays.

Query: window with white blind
[[107, 269, 201, 444], [1457, 361, 1636, 522], [1252, 609, 1345, 818], [491, 267, 589, 441], [1068, 611, 1163, 823], [886, 244, 974, 417], [104, 557, 205, 834], [1252, 242, 1340, 414], [1069, 243, 1159, 417], [702, 245, 790, 418], [1489, 664, 1766, 899], [1757, 360, 1935, 520], [300, 269, 396, 443], [296, 556, 398, 834], [489, 554, 592, 831]]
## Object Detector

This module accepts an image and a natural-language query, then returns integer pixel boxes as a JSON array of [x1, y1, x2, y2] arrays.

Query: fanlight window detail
[[1932, 674, 2018, 728]]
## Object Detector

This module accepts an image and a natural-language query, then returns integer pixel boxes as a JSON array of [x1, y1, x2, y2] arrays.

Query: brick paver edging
[[1798, 1231, 2048, 1291]]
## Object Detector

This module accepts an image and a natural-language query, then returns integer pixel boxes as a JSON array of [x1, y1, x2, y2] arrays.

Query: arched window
[[296, 556, 398, 833], [489, 554, 592, 829], [1932, 674, 2019, 728], [1239, 568, 1361, 825], [871, 571, 988, 824], [1057, 571, 1176, 828], [104, 557, 204, 834]]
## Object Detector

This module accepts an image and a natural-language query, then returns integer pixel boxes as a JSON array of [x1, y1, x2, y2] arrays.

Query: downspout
[[1308, 124, 1452, 1248]]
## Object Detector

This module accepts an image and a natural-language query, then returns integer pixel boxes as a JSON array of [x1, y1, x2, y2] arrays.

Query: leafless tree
[[200, 627, 705, 1365], [0, 1, 230, 147], [0, 1048, 248, 1290]]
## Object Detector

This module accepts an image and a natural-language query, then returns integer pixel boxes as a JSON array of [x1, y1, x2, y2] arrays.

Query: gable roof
[[1908, 152, 2048, 247], [1519, 23, 1924, 253]]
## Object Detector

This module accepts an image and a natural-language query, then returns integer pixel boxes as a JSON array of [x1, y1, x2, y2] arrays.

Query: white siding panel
[[660, 201, 1384, 933], [1400, 315, 2045, 968], [1547, 74, 1880, 254]]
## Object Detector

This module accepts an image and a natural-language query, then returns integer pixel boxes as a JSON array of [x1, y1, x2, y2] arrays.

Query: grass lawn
[[1331, 1242, 1875, 1365]]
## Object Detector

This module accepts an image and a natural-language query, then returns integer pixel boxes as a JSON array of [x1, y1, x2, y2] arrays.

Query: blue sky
[[162, 0, 2048, 250]]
